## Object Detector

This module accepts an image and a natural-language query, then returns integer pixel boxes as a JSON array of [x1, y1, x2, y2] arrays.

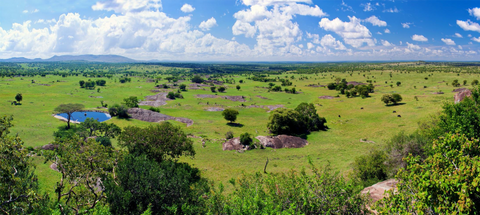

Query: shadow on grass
[[386, 102, 406, 106], [227, 122, 244, 128]]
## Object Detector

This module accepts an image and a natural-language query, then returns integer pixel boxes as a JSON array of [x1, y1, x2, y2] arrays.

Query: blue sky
[[1, 0, 480, 61]]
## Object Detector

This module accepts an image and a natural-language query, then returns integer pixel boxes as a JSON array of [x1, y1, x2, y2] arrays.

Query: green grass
[[0, 68, 474, 192]]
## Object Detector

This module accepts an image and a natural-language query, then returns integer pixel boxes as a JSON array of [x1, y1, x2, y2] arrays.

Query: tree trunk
[[67, 114, 71, 129]]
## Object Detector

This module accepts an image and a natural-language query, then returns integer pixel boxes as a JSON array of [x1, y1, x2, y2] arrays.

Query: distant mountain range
[[0, 55, 137, 63]]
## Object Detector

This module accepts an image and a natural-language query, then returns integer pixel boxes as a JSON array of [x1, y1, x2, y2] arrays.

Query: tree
[[267, 108, 304, 135], [218, 86, 226, 92], [210, 86, 216, 93], [396, 81, 401, 86], [0, 116, 45, 214], [179, 84, 187, 91], [381, 94, 402, 105], [44, 135, 118, 214], [376, 134, 480, 214], [54, 103, 85, 129], [79, 118, 121, 141], [167, 92, 176, 99], [452, 79, 460, 87], [392, 93, 402, 104], [104, 155, 209, 215], [463, 80, 467, 85], [222, 108, 239, 123], [79, 80, 85, 88], [191, 75, 204, 83], [118, 123, 195, 163], [240, 133, 253, 146], [472, 79, 479, 86], [15, 93, 22, 104], [108, 104, 129, 118], [236, 85, 241, 90], [123, 96, 139, 108], [294, 103, 327, 132]]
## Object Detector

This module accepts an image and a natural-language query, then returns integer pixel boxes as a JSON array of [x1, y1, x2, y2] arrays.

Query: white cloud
[[406, 42, 420, 50], [364, 15, 387, 27], [341, 0, 354, 12], [233, 0, 327, 56], [307, 42, 315, 49], [441, 38, 455, 45], [377, 32, 382, 35], [457, 20, 480, 33], [319, 16, 375, 48], [412, 34, 428, 42], [319, 34, 347, 50], [383, 7, 399, 13], [180, 4, 195, 13], [454, 33, 463, 38], [33, 9, 39, 13], [22, 9, 39, 14], [401, 22, 412, 28], [473, 37, 480, 43], [469, 34, 472, 37], [199, 17, 217, 31], [384, 28, 390, 33], [468, 7, 480, 20], [381, 40, 392, 46], [22, 10, 28, 14], [361, 2, 375, 12], [92, 0, 162, 14]]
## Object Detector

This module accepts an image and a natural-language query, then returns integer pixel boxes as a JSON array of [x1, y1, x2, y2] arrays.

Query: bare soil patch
[[347, 81, 366, 86], [245, 104, 284, 112], [319, 96, 337, 99], [256, 95, 269, 100], [190, 83, 210, 87], [432, 92, 444, 95], [196, 94, 246, 102], [128, 108, 193, 127], [206, 107, 225, 111], [452, 88, 468, 92], [306, 84, 325, 87], [139, 92, 172, 107], [255, 135, 308, 149]]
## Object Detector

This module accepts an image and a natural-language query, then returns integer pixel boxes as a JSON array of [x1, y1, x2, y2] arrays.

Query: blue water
[[57, 111, 111, 123]]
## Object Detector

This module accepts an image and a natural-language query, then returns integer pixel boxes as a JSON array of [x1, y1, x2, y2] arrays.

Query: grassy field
[[1, 66, 475, 193]]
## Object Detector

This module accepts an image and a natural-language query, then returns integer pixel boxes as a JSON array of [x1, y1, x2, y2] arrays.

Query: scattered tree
[[123, 96, 139, 108], [191, 75, 204, 83], [222, 108, 239, 123], [236, 85, 241, 90], [54, 103, 85, 129], [15, 93, 22, 104], [108, 104, 129, 118], [381, 94, 403, 105], [210, 86, 216, 93], [218, 86, 226, 93], [179, 84, 187, 91], [472, 79, 479, 86], [240, 133, 253, 146]]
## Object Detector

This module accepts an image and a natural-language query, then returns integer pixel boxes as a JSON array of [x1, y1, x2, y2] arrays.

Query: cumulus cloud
[[441, 38, 455, 45], [233, 0, 327, 56], [412, 34, 428, 42], [22, 9, 39, 14], [319, 16, 375, 48], [454, 33, 463, 38], [364, 15, 387, 27], [381, 40, 392, 46], [457, 20, 480, 33], [406, 42, 420, 50], [92, 0, 162, 14], [199, 17, 217, 31], [384, 28, 390, 33], [319, 34, 347, 50], [473, 37, 480, 43], [469, 7, 480, 20], [401, 22, 412, 28], [180, 4, 195, 13]]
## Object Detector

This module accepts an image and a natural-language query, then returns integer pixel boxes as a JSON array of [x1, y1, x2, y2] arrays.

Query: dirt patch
[[347, 81, 366, 86], [452, 88, 468, 92], [89, 96, 103, 98], [204, 80, 224, 85], [319, 96, 337, 99], [306, 84, 325, 87], [127, 108, 193, 127], [190, 83, 210, 87], [206, 107, 225, 111], [432, 92, 445, 95], [139, 92, 172, 107], [245, 104, 284, 112], [37, 84, 51, 86], [361, 179, 398, 203], [196, 94, 246, 102], [255, 135, 308, 149], [256, 95, 269, 100]]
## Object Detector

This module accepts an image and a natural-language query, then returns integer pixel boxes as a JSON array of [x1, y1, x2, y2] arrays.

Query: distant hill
[[0, 55, 137, 63]]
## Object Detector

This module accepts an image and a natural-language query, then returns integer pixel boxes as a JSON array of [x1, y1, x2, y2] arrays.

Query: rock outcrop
[[454, 89, 472, 104], [255, 135, 308, 149]]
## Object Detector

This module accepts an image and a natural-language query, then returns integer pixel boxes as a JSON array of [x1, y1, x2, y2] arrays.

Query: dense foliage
[[267, 103, 326, 135], [222, 108, 239, 123]]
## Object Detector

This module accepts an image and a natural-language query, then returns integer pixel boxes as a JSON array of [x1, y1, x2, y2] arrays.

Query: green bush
[[240, 133, 252, 146], [351, 149, 388, 187]]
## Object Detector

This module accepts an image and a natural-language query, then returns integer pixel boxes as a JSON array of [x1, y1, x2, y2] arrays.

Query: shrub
[[179, 84, 187, 91], [222, 109, 239, 123], [225, 131, 234, 140], [236, 85, 241, 90], [108, 104, 129, 118], [123, 96, 139, 108], [148, 107, 161, 113], [191, 75, 204, 83], [240, 133, 253, 146], [271, 86, 282, 92], [167, 92, 176, 99], [95, 136, 112, 147], [218, 86, 226, 92], [210, 86, 216, 92], [352, 149, 388, 187]]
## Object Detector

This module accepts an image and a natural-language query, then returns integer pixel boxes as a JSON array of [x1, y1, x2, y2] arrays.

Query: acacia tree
[[222, 109, 239, 123], [54, 104, 85, 129]]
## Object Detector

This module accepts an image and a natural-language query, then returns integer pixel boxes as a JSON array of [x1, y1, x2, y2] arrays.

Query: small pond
[[56, 111, 111, 123]]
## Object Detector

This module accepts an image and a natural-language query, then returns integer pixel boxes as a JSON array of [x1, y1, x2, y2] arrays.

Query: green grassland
[[0, 65, 476, 193]]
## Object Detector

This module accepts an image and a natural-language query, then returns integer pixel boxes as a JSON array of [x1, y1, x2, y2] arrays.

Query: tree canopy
[[222, 108, 239, 123], [54, 103, 85, 129]]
